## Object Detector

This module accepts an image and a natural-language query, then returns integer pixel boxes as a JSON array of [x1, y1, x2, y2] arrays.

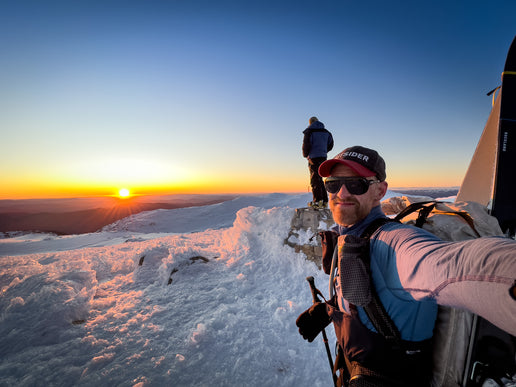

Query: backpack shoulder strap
[[359, 217, 402, 346], [394, 200, 439, 224], [394, 200, 481, 237], [361, 217, 396, 239]]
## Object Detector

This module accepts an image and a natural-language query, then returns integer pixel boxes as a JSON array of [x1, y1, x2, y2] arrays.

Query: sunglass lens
[[324, 178, 369, 195], [324, 180, 342, 194], [346, 179, 368, 195]]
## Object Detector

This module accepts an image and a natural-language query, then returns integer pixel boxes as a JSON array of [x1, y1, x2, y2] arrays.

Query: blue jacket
[[302, 120, 333, 159], [333, 205, 516, 340]]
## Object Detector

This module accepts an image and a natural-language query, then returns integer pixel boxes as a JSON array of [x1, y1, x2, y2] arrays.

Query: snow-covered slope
[[102, 193, 314, 234], [0, 193, 312, 257], [1, 193, 335, 386]]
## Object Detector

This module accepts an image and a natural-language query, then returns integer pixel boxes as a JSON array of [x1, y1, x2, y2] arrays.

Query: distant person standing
[[302, 116, 334, 209]]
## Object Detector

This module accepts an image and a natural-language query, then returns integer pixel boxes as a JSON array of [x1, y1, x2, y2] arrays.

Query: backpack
[[319, 198, 515, 387]]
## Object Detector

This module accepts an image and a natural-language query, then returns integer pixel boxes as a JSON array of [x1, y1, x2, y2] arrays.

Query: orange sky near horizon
[[1, 172, 311, 200], [1, 142, 469, 200], [1, 165, 464, 200]]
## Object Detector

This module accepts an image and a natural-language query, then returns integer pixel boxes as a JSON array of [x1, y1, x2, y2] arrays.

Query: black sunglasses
[[324, 177, 380, 195]]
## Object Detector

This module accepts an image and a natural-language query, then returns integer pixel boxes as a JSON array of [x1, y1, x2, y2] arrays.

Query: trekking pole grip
[[305, 276, 337, 387], [306, 276, 320, 304]]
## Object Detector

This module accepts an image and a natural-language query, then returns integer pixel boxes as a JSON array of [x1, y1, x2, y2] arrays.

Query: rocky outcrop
[[285, 207, 334, 268]]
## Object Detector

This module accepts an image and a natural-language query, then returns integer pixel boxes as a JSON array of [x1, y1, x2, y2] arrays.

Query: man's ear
[[375, 181, 388, 201]]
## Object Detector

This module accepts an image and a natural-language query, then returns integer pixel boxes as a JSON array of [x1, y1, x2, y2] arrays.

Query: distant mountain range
[[389, 187, 459, 199], [0, 195, 235, 235], [0, 189, 458, 235]]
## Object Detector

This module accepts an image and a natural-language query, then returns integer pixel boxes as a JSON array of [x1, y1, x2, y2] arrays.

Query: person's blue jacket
[[332, 205, 516, 339], [302, 120, 334, 159]]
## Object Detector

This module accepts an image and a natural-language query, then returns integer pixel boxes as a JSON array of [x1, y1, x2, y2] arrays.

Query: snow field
[[1, 196, 336, 386]]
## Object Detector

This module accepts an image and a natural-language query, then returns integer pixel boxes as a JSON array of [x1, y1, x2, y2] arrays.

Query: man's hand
[[296, 302, 331, 342]]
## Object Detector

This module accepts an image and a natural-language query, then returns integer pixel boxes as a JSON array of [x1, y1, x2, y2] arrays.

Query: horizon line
[[0, 187, 460, 202]]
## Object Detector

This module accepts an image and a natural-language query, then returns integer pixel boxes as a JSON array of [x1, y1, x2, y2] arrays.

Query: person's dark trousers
[[308, 157, 328, 203]]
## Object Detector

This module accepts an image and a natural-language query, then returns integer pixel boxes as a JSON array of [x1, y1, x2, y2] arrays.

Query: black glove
[[296, 302, 331, 342]]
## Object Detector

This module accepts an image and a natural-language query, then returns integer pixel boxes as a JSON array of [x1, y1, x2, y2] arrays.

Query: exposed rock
[[285, 207, 334, 268]]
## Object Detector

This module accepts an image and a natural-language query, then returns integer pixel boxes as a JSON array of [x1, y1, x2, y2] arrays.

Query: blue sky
[[1, 1, 515, 198]]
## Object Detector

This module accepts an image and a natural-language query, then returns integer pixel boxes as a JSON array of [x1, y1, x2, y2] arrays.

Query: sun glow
[[118, 188, 131, 198]]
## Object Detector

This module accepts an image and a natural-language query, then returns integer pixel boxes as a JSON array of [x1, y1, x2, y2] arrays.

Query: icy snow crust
[[0, 192, 405, 386]]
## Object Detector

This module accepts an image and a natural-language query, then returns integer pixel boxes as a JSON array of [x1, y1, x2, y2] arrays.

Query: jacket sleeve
[[327, 132, 334, 152], [302, 131, 311, 158], [374, 225, 516, 336]]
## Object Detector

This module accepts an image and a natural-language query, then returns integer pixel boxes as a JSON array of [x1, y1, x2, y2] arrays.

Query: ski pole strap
[[307, 276, 321, 303]]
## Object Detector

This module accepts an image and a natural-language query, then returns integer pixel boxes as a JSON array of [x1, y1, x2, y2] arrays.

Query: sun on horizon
[[118, 188, 131, 198]]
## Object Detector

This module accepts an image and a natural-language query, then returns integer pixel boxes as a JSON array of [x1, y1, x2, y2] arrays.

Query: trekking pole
[[306, 276, 337, 387]]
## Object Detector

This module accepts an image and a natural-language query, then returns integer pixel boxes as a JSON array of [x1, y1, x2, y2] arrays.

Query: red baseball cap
[[319, 146, 386, 181]]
